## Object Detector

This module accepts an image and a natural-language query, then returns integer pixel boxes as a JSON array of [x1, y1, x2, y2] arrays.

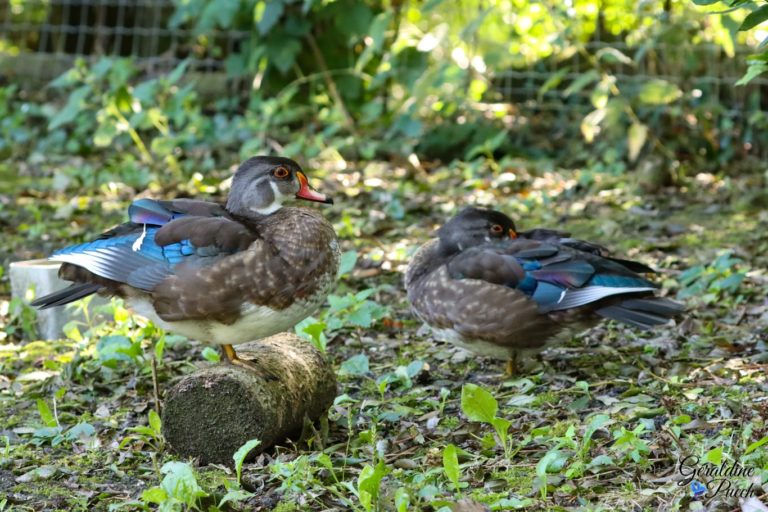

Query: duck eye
[[273, 166, 290, 179], [490, 224, 504, 234]]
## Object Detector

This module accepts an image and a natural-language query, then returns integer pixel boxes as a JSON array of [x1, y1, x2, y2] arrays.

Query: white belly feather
[[128, 296, 322, 346]]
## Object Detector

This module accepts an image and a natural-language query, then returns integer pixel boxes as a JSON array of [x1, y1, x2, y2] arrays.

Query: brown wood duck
[[32, 156, 339, 367], [405, 207, 683, 373]]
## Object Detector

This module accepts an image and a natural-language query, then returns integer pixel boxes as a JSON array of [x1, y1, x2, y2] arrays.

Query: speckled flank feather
[[152, 207, 339, 323], [406, 242, 572, 357]]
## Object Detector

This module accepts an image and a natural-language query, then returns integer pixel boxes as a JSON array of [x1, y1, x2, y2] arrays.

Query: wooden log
[[161, 333, 337, 465]]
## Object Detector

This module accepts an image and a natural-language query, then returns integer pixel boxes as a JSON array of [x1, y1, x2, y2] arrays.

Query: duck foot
[[221, 344, 260, 372]]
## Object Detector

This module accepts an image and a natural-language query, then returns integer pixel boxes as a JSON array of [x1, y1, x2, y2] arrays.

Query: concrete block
[[9, 259, 107, 340]]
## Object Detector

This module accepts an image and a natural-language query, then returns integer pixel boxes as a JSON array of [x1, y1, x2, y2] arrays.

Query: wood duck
[[405, 207, 683, 373], [32, 156, 340, 368]]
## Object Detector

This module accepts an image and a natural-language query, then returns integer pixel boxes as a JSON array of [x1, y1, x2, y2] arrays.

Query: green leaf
[[233, 438, 261, 483], [113, 86, 134, 113], [580, 107, 606, 143], [536, 449, 570, 497], [627, 122, 648, 162], [638, 79, 682, 105], [160, 461, 207, 505], [538, 67, 570, 99], [257, 1, 285, 35], [339, 354, 369, 376], [443, 444, 460, 491], [745, 435, 768, 455], [36, 399, 57, 428], [736, 63, 768, 86], [358, 461, 388, 501], [461, 383, 498, 424], [338, 250, 358, 277], [141, 486, 167, 504], [596, 47, 633, 65], [48, 86, 90, 130], [582, 414, 611, 455], [219, 489, 254, 507], [167, 59, 189, 85], [201, 346, 221, 362], [347, 307, 373, 328], [148, 410, 161, 434], [563, 70, 600, 97], [705, 446, 723, 465], [740, 5, 768, 31]]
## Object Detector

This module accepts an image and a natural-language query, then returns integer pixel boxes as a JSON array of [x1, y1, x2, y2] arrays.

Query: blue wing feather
[[50, 199, 239, 291]]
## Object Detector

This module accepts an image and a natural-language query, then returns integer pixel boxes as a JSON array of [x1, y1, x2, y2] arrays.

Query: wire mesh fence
[[2, 0, 767, 130]]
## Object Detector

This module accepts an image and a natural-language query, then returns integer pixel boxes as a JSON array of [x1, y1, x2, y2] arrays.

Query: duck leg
[[221, 344, 260, 371], [505, 353, 518, 376]]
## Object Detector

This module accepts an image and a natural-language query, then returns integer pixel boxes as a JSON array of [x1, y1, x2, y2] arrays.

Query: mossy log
[[161, 333, 337, 465]]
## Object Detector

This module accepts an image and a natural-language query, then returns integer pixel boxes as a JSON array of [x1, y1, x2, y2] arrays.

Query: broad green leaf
[[705, 446, 723, 465], [160, 461, 207, 505], [339, 354, 369, 376], [638, 79, 682, 105], [740, 5, 768, 31], [461, 383, 498, 424], [443, 444, 460, 491], [536, 448, 570, 498], [233, 438, 261, 483], [627, 122, 648, 162], [745, 435, 768, 455]]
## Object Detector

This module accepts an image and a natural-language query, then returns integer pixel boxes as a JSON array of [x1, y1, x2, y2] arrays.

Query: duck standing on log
[[33, 156, 339, 368], [405, 207, 683, 374]]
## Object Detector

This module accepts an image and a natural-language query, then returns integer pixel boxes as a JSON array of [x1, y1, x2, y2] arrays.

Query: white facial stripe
[[248, 176, 284, 215]]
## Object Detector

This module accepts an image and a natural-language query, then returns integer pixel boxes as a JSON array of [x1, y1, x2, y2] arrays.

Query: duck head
[[437, 207, 518, 255], [226, 156, 332, 216]]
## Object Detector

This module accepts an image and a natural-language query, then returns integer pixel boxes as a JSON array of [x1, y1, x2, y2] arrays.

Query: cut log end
[[161, 333, 337, 465]]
